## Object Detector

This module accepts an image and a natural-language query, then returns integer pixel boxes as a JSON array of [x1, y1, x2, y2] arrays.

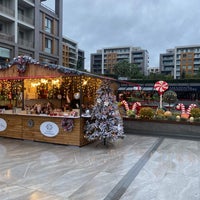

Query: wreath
[[17, 64, 26, 73], [61, 118, 74, 132]]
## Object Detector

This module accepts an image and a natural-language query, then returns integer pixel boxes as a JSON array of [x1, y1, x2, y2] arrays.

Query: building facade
[[90, 46, 149, 76], [62, 36, 85, 70], [160, 45, 200, 79], [0, 0, 63, 66], [147, 66, 160, 75], [160, 49, 175, 76]]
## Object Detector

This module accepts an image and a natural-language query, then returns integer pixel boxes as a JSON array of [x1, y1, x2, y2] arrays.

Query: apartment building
[[77, 49, 85, 71], [0, 0, 63, 66], [90, 46, 149, 76], [147, 66, 160, 75], [160, 45, 200, 79], [62, 36, 85, 70], [160, 49, 175, 76]]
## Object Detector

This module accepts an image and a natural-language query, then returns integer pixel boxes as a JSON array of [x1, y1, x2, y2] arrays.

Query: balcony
[[18, 38, 34, 48], [18, 14, 34, 25], [0, 33, 14, 42], [0, 5, 15, 17], [21, 0, 34, 5]]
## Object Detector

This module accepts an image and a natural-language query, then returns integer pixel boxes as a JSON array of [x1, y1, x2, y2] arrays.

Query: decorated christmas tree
[[84, 80, 125, 145]]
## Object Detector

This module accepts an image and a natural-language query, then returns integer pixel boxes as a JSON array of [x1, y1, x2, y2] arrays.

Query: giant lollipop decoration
[[154, 81, 169, 108]]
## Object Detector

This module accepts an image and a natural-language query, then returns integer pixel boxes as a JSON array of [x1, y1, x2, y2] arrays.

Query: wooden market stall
[[0, 56, 110, 146]]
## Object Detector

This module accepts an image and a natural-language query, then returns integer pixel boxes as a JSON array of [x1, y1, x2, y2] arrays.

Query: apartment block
[[0, 0, 63, 66], [62, 36, 85, 70], [90, 46, 149, 76], [160, 49, 175, 76], [160, 45, 200, 79], [147, 66, 160, 75]]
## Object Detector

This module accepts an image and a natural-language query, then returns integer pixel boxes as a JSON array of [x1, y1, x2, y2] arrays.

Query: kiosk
[[0, 56, 105, 146]]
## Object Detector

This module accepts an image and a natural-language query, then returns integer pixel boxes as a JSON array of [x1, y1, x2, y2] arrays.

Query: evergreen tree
[[84, 80, 125, 145]]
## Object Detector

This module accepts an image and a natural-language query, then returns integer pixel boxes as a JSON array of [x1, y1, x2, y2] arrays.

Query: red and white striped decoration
[[132, 102, 141, 111], [186, 104, 197, 115], [121, 100, 129, 111], [154, 81, 169, 95], [176, 103, 186, 114]]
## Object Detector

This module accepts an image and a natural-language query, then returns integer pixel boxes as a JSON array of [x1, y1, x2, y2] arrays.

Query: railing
[[18, 38, 34, 48], [23, 0, 34, 4], [0, 5, 15, 17], [0, 33, 14, 42], [18, 14, 34, 25]]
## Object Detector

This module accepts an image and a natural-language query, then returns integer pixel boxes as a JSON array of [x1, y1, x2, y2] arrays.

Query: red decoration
[[187, 104, 197, 115], [121, 100, 129, 111], [132, 102, 141, 114], [176, 103, 186, 114], [154, 81, 168, 95]]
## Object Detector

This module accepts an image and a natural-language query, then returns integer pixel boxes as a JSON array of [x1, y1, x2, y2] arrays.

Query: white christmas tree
[[84, 80, 125, 145]]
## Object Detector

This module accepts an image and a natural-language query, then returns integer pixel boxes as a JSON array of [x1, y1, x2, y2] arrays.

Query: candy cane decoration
[[132, 102, 141, 111], [186, 104, 197, 115], [154, 81, 168, 108], [121, 100, 129, 111], [176, 103, 186, 114]]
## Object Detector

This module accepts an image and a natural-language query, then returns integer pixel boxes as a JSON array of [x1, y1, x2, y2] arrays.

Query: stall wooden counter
[[0, 112, 90, 147]]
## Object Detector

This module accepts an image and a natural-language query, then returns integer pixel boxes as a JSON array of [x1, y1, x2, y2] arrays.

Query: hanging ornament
[[104, 101, 109, 106], [97, 98, 102, 104]]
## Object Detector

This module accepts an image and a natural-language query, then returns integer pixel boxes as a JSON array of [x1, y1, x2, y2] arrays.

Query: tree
[[181, 69, 186, 79], [163, 90, 177, 109], [84, 80, 125, 145], [113, 60, 143, 79]]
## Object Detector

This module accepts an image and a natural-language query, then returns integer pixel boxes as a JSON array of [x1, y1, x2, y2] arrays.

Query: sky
[[43, 0, 200, 70]]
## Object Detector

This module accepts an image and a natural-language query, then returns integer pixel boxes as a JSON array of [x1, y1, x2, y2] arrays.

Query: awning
[[142, 87, 154, 91], [118, 87, 127, 91], [126, 86, 141, 91]]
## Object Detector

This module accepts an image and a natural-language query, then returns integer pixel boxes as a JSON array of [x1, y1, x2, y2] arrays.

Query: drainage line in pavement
[[103, 137, 164, 200]]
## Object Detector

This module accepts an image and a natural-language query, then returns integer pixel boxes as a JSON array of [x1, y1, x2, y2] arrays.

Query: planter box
[[123, 117, 200, 139]]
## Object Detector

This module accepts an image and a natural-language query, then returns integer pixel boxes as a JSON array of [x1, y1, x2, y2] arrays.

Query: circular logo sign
[[40, 121, 59, 137], [0, 118, 7, 131]]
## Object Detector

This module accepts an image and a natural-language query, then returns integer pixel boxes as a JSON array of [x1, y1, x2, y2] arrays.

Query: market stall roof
[[0, 55, 116, 81]]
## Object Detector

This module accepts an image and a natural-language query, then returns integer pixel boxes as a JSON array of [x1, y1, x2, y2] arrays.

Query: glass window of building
[[45, 18, 52, 33], [45, 38, 52, 53], [182, 66, 186, 69]]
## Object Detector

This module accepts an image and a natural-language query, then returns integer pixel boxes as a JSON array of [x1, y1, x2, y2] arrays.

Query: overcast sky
[[44, 0, 200, 70]]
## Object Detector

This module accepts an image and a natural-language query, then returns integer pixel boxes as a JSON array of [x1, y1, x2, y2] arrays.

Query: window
[[19, 31, 24, 39], [182, 66, 186, 70], [45, 18, 52, 33], [45, 38, 52, 53], [18, 8, 24, 21], [182, 53, 187, 58]]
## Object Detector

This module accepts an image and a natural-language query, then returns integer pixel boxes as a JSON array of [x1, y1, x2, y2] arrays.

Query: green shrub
[[126, 110, 135, 118], [139, 107, 154, 120], [190, 108, 200, 118]]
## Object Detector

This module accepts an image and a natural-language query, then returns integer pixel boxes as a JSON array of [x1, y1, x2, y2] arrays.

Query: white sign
[[0, 118, 7, 131], [40, 121, 59, 137]]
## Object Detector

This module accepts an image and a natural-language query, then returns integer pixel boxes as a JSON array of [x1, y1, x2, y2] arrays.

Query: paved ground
[[0, 134, 199, 200]]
